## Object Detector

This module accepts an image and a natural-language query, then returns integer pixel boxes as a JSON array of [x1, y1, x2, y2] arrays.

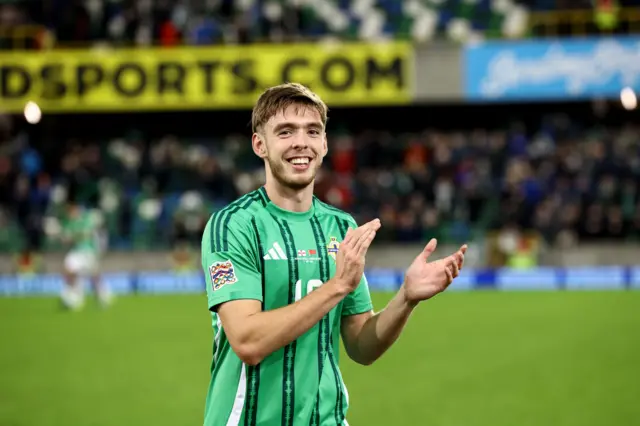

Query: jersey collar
[[261, 187, 316, 222]]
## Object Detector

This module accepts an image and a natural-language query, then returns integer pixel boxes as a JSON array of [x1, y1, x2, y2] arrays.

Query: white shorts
[[64, 251, 99, 276]]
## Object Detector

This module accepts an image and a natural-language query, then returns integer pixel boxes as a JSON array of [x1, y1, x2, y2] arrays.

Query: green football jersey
[[201, 187, 373, 426], [62, 209, 99, 253]]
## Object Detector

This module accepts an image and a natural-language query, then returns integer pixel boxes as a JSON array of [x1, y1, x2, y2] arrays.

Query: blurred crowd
[[1, 0, 638, 50], [1, 109, 639, 257], [0, 2, 637, 273]]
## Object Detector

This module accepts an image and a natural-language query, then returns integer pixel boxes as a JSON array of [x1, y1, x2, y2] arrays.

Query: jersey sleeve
[[341, 273, 374, 316], [340, 215, 374, 316], [201, 213, 262, 311]]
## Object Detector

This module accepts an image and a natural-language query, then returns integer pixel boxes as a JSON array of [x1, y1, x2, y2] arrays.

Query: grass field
[[1, 290, 639, 426]]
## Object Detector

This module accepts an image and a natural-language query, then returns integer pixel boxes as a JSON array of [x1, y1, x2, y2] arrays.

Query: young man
[[201, 83, 467, 426], [59, 199, 112, 310]]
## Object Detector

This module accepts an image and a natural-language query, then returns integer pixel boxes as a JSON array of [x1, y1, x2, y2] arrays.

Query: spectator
[[0, 104, 638, 254]]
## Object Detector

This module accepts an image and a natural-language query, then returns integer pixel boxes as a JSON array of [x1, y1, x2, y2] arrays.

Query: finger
[[460, 244, 468, 254], [444, 266, 454, 286], [356, 229, 377, 257], [362, 219, 381, 234], [344, 219, 379, 247], [355, 219, 380, 242], [419, 238, 438, 261], [342, 227, 355, 246], [353, 228, 374, 255], [450, 257, 459, 278], [457, 252, 465, 269], [344, 226, 365, 247]]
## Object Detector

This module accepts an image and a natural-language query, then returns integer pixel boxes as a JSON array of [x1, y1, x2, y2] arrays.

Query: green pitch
[[1, 290, 639, 426]]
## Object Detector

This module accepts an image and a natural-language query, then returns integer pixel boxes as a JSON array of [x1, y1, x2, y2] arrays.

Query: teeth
[[290, 158, 309, 165]]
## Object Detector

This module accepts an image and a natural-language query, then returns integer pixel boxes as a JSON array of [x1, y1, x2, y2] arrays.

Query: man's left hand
[[403, 239, 467, 306]]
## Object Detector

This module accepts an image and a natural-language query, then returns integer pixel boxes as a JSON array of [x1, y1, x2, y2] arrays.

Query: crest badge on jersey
[[209, 260, 237, 291], [326, 236, 340, 260]]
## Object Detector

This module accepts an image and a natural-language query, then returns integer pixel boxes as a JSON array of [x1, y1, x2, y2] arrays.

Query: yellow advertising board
[[0, 42, 413, 113]]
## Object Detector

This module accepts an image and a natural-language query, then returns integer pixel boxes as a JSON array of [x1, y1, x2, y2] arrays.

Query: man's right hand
[[333, 219, 381, 293]]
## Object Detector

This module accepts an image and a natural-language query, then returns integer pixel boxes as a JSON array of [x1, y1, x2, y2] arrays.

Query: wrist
[[399, 283, 419, 310], [327, 278, 352, 298]]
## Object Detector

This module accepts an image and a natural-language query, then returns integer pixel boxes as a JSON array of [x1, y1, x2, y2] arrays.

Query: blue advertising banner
[[464, 36, 640, 100], [0, 267, 637, 296], [630, 267, 640, 289], [495, 268, 558, 291]]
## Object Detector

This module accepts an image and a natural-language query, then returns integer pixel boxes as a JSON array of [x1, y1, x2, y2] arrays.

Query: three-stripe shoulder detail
[[209, 190, 264, 253], [313, 199, 354, 223]]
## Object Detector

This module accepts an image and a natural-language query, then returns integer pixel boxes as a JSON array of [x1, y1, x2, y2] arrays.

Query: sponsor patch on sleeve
[[209, 260, 238, 291]]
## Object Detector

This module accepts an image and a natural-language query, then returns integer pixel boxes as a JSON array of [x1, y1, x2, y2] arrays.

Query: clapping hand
[[403, 239, 467, 305], [334, 219, 381, 293]]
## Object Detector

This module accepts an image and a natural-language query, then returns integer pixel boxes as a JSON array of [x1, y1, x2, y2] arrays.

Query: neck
[[264, 176, 314, 213]]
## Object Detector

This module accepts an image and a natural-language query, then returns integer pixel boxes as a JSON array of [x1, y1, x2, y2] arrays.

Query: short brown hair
[[251, 83, 328, 133]]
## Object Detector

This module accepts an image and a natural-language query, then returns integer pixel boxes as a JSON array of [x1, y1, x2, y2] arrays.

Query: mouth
[[286, 156, 312, 171]]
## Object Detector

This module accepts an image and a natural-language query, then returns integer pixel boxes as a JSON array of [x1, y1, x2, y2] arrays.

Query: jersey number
[[294, 279, 323, 302]]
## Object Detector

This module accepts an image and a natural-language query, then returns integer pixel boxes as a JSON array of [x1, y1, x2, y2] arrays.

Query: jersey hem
[[341, 302, 374, 316], [209, 292, 264, 310]]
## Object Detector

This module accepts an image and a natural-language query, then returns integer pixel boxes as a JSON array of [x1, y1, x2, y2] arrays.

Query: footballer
[[201, 83, 467, 425]]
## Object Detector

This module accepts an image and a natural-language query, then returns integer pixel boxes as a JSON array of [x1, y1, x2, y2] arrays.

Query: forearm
[[354, 286, 416, 365], [233, 279, 349, 365]]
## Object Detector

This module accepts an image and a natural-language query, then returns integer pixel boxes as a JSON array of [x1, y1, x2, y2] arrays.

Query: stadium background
[[1, 0, 639, 425]]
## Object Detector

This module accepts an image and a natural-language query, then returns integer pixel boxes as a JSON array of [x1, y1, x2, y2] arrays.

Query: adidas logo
[[263, 242, 287, 260]]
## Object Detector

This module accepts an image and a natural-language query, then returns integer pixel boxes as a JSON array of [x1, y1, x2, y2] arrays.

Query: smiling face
[[254, 104, 327, 190], [251, 83, 329, 192]]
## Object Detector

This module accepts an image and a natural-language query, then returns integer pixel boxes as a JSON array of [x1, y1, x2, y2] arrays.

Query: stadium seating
[[0, 0, 582, 47], [1, 108, 639, 253], [3, 0, 640, 48]]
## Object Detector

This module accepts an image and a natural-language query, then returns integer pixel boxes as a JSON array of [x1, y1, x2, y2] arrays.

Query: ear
[[252, 133, 267, 159]]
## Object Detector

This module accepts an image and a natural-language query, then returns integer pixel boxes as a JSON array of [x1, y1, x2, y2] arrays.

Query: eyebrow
[[272, 122, 323, 133]]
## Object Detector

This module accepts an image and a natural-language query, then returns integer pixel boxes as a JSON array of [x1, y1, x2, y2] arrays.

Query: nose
[[291, 130, 309, 149]]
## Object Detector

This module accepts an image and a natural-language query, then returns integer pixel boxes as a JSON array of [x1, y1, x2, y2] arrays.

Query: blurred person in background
[[169, 191, 208, 273], [58, 196, 112, 310], [13, 245, 44, 276]]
